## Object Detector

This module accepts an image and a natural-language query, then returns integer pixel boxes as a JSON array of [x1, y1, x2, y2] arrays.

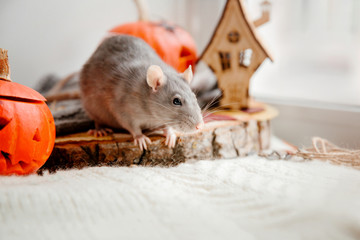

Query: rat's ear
[[147, 65, 166, 92], [181, 65, 193, 84]]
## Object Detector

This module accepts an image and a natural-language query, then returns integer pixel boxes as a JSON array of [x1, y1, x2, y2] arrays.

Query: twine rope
[[260, 137, 360, 170]]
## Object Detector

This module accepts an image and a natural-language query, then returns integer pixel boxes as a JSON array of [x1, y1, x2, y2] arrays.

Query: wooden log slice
[[38, 104, 277, 174]]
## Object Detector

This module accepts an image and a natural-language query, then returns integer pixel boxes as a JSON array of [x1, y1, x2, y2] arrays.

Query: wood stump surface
[[39, 104, 278, 173]]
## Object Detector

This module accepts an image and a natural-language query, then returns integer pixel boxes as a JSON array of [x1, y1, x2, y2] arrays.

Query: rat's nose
[[196, 121, 204, 130]]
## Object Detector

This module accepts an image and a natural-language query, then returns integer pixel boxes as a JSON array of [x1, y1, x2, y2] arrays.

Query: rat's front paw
[[134, 135, 152, 151], [88, 128, 113, 137], [164, 128, 177, 148]]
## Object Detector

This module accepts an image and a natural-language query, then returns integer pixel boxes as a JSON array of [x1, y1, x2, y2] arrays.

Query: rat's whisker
[[206, 101, 244, 111], [201, 99, 224, 116], [201, 97, 221, 114], [192, 88, 201, 96], [202, 109, 225, 119], [203, 106, 229, 117], [201, 93, 222, 112], [202, 101, 246, 119]]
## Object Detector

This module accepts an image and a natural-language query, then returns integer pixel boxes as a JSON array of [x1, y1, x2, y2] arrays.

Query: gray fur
[[80, 35, 202, 137]]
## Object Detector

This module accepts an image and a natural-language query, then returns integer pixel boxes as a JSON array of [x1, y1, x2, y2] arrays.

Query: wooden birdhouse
[[198, 0, 273, 110]]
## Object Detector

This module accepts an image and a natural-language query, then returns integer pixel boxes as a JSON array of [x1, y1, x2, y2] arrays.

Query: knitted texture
[[1, 154, 360, 240]]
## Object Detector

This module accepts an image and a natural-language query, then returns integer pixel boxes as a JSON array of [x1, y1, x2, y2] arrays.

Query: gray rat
[[79, 35, 204, 150]]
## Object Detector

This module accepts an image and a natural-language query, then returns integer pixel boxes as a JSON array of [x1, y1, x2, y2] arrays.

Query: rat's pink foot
[[87, 128, 113, 137], [164, 127, 177, 148], [134, 135, 152, 151]]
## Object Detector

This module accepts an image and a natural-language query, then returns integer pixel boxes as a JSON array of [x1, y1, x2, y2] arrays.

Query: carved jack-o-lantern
[[0, 49, 55, 175], [109, 21, 197, 73], [107, 0, 197, 73]]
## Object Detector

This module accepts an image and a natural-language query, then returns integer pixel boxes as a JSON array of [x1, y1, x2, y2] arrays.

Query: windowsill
[[253, 95, 360, 149]]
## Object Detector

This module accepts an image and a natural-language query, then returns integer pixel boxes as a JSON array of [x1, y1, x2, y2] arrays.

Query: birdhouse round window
[[227, 31, 240, 43]]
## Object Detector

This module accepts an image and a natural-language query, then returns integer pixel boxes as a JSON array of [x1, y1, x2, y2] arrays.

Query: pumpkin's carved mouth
[[1, 150, 32, 173], [1, 151, 13, 170], [1, 151, 11, 162]]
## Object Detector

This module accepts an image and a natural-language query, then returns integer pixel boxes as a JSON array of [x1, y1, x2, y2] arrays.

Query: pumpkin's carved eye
[[180, 46, 192, 58], [33, 128, 41, 142], [0, 116, 12, 130]]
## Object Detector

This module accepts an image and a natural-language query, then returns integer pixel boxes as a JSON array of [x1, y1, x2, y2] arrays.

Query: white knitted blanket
[[1, 142, 360, 240]]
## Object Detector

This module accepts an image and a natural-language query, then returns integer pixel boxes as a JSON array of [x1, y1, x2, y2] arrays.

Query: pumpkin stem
[[0, 48, 12, 82], [134, 0, 149, 22]]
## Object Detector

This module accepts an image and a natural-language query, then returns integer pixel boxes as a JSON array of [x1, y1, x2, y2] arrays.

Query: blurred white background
[[248, 0, 360, 107], [1, 0, 359, 146], [0, 0, 177, 86]]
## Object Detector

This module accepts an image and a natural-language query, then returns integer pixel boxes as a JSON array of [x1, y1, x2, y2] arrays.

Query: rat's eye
[[173, 98, 182, 106]]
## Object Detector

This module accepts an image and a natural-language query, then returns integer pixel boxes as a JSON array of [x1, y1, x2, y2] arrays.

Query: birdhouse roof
[[198, 0, 273, 62]]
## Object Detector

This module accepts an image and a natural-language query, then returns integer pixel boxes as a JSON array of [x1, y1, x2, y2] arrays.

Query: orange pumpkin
[[109, 21, 197, 73], [0, 49, 55, 175], [108, 0, 197, 73]]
